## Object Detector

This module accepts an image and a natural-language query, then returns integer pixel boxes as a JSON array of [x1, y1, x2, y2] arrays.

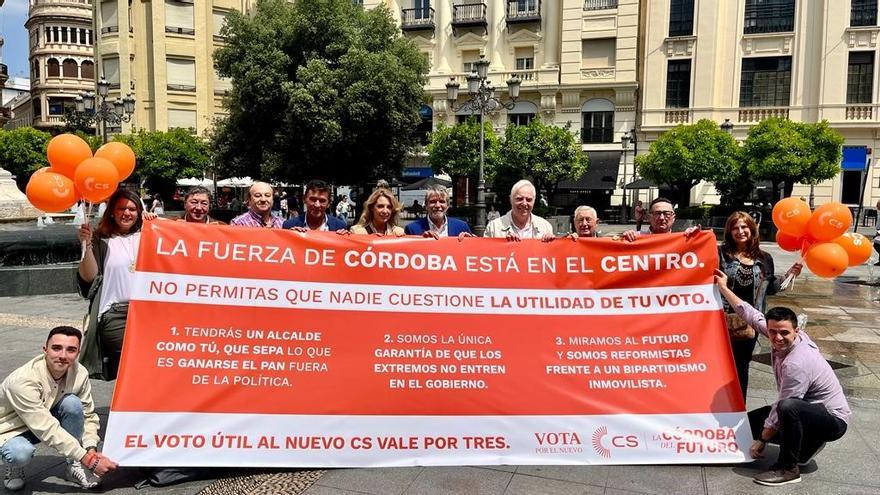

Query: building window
[[581, 99, 615, 143], [740, 56, 792, 107], [851, 0, 877, 26], [81, 60, 95, 80], [581, 38, 616, 69], [414, 104, 432, 145], [212, 10, 228, 41], [102, 57, 120, 88], [165, 0, 195, 35], [61, 27, 69, 43], [52, 26, 60, 42], [62, 59, 78, 78], [79, 28, 87, 44], [515, 0, 537, 12], [168, 108, 198, 133], [88, 30, 93, 45], [45, 27, 51, 43], [101, 1, 119, 33], [668, 0, 694, 37], [48, 97, 72, 116], [847, 52, 874, 104], [31, 59, 40, 80], [47, 58, 60, 77], [508, 101, 537, 126], [167, 58, 196, 91], [666, 59, 692, 108], [514, 47, 534, 71], [33, 98, 42, 119], [461, 50, 480, 74], [744, 0, 795, 34]]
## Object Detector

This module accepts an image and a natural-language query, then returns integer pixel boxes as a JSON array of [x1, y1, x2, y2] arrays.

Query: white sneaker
[[65, 460, 100, 489], [3, 464, 25, 491]]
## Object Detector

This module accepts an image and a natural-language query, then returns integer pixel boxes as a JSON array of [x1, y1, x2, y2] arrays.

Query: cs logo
[[592, 426, 639, 459]]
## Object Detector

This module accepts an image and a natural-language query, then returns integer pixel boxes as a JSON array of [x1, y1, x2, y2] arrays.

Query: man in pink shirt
[[715, 270, 851, 486]]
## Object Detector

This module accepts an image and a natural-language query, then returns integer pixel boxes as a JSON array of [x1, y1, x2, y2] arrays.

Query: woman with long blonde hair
[[350, 188, 405, 236]]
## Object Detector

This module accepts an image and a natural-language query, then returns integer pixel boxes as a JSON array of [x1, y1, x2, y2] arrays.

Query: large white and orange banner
[[104, 221, 751, 466]]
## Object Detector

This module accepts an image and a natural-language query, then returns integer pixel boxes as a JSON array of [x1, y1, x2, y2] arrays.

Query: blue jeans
[[0, 394, 85, 466]]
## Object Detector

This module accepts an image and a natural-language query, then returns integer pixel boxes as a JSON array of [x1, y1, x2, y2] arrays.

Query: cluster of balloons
[[773, 197, 872, 278], [25, 134, 135, 212]]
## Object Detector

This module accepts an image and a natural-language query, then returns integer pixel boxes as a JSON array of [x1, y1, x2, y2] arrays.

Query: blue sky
[[1, 0, 31, 78]]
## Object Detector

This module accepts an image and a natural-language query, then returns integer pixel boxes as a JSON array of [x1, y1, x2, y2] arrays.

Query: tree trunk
[[783, 180, 795, 200], [771, 180, 781, 203]]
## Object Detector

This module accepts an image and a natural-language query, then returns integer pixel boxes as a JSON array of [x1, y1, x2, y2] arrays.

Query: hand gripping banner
[[104, 221, 751, 466]]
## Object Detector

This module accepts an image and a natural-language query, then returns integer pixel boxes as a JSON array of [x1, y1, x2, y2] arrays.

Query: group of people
[[0, 178, 852, 490]]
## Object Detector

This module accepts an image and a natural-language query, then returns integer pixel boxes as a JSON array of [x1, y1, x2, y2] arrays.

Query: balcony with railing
[[506, 0, 541, 25], [452, 0, 487, 31], [584, 0, 617, 11], [664, 110, 691, 124], [401, 7, 435, 32], [846, 104, 874, 120], [429, 67, 558, 92], [738, 107, 789, 122]]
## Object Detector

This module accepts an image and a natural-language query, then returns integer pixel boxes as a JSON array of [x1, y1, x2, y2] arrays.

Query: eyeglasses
[[651, 211, 675, 218]]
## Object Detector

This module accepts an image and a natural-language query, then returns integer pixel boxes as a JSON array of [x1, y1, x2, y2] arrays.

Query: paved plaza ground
[[1, 229, 878, 494]]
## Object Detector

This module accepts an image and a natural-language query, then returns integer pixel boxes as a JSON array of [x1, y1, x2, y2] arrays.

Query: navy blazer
[[282, 214, 348, 231], [404, 217, 472, 236]]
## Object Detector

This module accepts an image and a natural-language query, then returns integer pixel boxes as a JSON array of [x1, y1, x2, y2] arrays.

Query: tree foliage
[[495, 119, 588, 204], [211, 0, 428, 184], [635, 119, 739, 207], [742, 118, 844, 200], [113, 129, 211, 196], [0, 127, 51, 191], [426, 119, 500, 178]]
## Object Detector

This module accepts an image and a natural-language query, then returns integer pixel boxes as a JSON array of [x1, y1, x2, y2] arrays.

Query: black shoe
[[754, 466, 801, 486], [798, 442, 826, 467]]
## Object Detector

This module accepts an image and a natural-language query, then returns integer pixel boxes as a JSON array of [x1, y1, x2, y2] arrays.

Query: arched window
[[62, 59, 78, 78], [47, 58, 60, 77], [508, 101, 538, 126], [81, 60, 94, 80], [581, 98, 614, 143]]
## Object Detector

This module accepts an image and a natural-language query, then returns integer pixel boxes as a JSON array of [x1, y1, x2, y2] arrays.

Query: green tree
[[495, 119, 588, 205], [635, 119, 739, 207], [212, 0, 428, 184], [426, 118, 500, 205], [114, 129, 211, 198], [0, 127, 51, 191], [742, 118, 843, 204]]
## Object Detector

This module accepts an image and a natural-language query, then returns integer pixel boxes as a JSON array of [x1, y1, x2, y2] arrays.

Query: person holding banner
[[568, 205, 601, 239], [282, 180, 347, 232], [485, 180, 555, 241], [76, 189, 150, 381], [404, 185, 473, 239], [178, 186, 223, 224], [719, 211, 802, 399], [620, 197, 699, 241], [0, 326, 118, 491], [350, 188, 405, 236], [714, 270, 850, 487], [230, 182, 283, 229]]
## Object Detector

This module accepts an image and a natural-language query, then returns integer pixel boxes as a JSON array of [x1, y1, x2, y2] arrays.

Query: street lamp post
[[720, 118, 734, 135], [445, 55, 521, 236], [620, 128, 636, 223], [72, 76, 136, 144]]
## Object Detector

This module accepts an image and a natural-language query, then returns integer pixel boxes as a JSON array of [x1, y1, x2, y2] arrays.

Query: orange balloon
[[807, 202, 853, 241], [74, 157, 119, 203], [46, 134, 92, 179], [831, 233, 872, 266], [25, 171, 77, 212], [32, 167, 51, 176], [775, 231, 802, 252], [772, 197, 812, 237], [804, 243, 849, 278], [95, 142, 136, 181]]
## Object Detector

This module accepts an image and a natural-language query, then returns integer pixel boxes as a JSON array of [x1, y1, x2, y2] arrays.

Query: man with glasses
[[178, 186, 223, 224], [620, 197, 698, 242]]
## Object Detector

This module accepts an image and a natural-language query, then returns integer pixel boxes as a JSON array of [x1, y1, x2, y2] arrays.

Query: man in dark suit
[[282, 180, 348, 232], [404, 185, 473, 239]]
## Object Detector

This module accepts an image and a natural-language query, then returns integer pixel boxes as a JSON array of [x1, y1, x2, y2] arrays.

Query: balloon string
[[80, 201, 93, 261], [781, 238, 806, 291]]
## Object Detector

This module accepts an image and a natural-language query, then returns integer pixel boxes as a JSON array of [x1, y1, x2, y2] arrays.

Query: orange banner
[[104, 221, 750, 466]]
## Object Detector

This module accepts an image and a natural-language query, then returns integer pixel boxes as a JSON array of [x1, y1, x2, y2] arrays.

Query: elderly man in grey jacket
[[485, 179, 555, 241], [0, 326, 117, 491]]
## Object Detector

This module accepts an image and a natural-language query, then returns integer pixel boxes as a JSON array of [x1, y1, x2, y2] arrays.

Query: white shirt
[[429, 216, 449, 238], [98, 233, 140, 316], [509, 218, 535, 239]]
